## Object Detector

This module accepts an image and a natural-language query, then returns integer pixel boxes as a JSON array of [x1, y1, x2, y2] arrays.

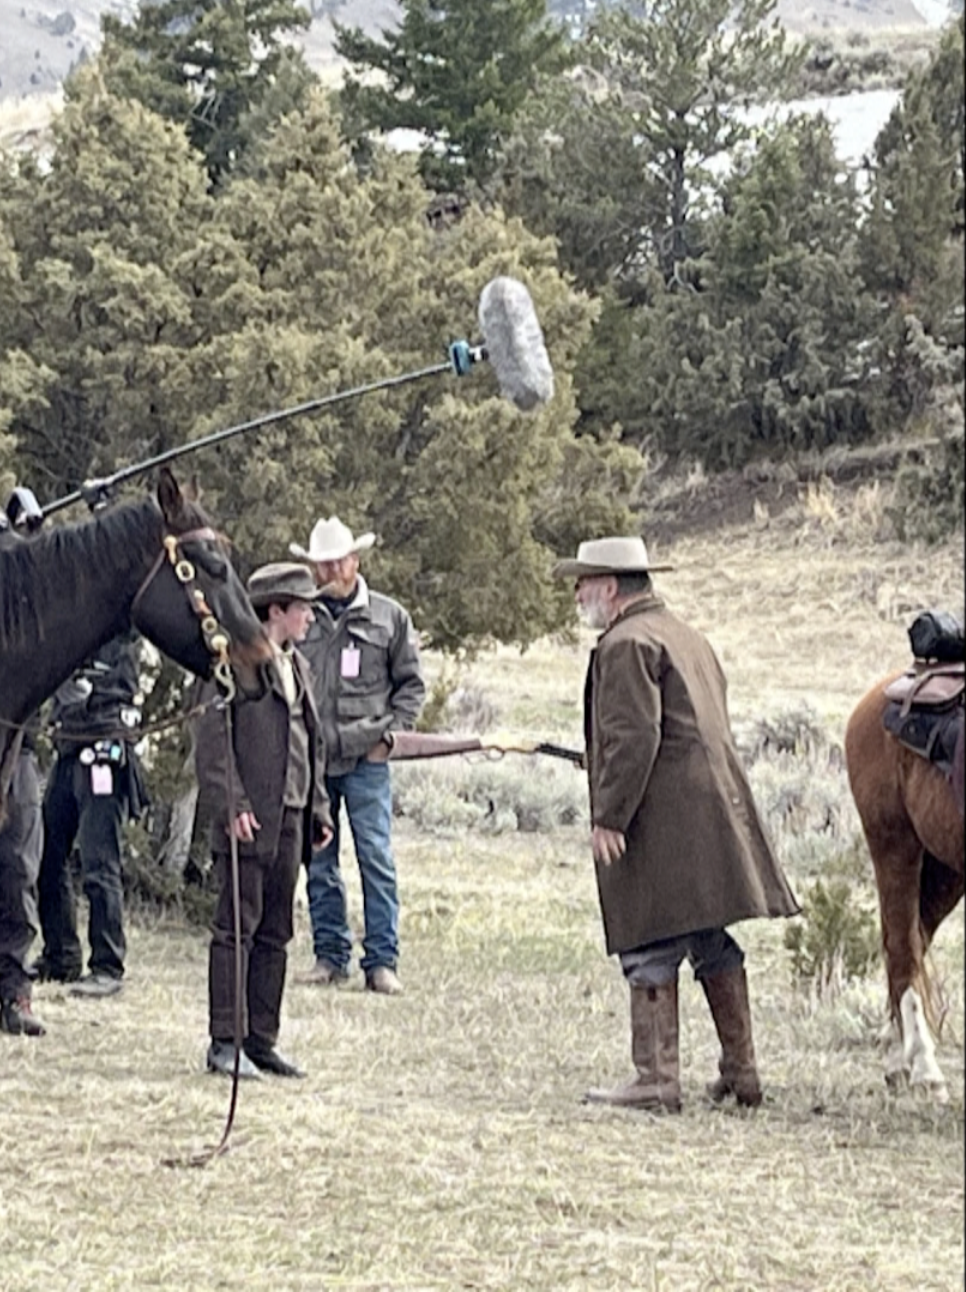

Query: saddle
[[881, 611, 965, 777], [883, 662, 965, 715]]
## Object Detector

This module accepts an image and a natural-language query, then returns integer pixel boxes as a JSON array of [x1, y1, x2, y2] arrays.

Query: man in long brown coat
[[553, 536, 800, 1112], [193, 563, 334, 1079]]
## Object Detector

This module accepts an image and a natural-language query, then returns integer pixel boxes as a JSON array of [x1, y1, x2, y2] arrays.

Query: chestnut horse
[[845, 674, 964, 1102], [0, 469, 270, 818]]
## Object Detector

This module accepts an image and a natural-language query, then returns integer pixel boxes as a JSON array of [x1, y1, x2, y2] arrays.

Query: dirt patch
[[640, 441, 934, 544]]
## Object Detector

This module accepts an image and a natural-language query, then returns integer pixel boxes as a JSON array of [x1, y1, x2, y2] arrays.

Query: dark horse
[[845, 673, 964, 1102], [0, 469, 270, 816]]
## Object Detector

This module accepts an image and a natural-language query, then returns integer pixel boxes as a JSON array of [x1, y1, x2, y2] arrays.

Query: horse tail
[[912, 954, 947, 1038]]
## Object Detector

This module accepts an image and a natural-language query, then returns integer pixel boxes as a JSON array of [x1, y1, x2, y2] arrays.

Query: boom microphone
[[478, 277, 555, 412], [41, 277, 557, 517]]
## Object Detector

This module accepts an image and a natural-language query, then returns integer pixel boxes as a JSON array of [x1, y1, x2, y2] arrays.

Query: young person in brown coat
[[193, 563, 334, 1079], [553, 536, 800, 1112]]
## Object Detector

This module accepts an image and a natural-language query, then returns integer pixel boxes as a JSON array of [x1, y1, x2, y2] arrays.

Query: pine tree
[[502, 0, 802, 289], [100, 0, 315, 185], [859, 17, 964, 436], [861, 15, 964, 299], [574, 114, 875, 465], [335, 0, 568, 192]]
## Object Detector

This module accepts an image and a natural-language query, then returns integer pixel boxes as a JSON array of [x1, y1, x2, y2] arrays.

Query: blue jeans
[[306, 761, 398, 976], [619, 928, 744, 988]]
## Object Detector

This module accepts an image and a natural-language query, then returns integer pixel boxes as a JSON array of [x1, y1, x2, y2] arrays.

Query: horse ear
[[157, 468, 186, 524], [184, 473, 202, 504]]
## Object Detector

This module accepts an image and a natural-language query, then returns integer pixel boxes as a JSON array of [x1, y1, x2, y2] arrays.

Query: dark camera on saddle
[[908, 611, 965, 664]]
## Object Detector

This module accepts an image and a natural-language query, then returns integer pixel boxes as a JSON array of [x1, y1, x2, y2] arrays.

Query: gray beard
[[578, 603, 610, 631]]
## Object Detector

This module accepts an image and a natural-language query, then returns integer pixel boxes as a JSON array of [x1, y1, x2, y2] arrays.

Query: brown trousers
[[208, 807, 303, 1046]]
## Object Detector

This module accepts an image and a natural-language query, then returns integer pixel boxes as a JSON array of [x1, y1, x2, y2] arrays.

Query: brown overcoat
[[585, 593, 799, 954], [192, 650, 332, 868]]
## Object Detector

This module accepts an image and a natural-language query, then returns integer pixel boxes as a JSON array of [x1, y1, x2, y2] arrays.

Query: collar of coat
[[320, 573, 371, 620], [600, 591, 665, 638]]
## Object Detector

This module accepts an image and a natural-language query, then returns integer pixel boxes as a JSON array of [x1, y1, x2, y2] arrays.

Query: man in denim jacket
[[292, 518, 425, 995]]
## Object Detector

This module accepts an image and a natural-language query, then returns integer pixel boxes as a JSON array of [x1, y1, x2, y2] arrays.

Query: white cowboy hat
[[552, 535, 674, 579], [289, 517, 376, 563]]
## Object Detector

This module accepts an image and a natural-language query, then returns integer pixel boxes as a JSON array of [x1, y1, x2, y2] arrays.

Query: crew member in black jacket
[[34, 631, 147, 998]]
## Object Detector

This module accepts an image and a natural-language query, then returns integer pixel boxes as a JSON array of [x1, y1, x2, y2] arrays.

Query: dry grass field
[[1, 475, 963, 1291]]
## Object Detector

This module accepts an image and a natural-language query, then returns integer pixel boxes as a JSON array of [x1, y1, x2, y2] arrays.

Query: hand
[[313, 822, 334, 850], [365, 737, 392, 763], [592, 825, 626, 867], [230, 811, 261, 843]]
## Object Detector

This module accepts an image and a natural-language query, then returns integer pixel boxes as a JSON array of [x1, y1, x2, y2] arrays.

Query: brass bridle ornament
[[131, 526, 237, 702]]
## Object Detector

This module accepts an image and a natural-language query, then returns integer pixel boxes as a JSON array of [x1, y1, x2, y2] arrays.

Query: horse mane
[[0, 497, 163, 652]]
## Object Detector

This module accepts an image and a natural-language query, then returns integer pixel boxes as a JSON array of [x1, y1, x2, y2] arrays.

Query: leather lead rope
[[163, 657, 245, 1169]]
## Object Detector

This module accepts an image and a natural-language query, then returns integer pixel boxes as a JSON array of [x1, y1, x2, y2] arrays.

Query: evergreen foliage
[[502, 0, 802, 290], [572, 114, 875, 464], [784, 874, 881, 1001], [99, 0, 316, 185], [857, 16, 964, 517], [335, 0, 569, 192], [0, 73, 637, 655]]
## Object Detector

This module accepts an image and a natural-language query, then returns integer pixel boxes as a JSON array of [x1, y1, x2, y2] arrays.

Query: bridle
[[131, 525, 236, 700]]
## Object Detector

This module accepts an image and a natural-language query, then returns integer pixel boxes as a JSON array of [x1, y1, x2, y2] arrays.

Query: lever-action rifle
[[386, 731, 585, 768]]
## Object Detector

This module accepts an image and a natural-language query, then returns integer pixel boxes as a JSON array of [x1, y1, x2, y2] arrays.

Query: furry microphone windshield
[[477, 277, 555, 412]]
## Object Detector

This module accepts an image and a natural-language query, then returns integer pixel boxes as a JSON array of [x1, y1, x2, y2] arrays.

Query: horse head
[[130, 469, 271, 686]]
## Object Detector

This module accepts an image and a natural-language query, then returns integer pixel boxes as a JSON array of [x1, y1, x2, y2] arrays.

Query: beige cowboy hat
[[247, 562, 324, 609], [552, 536, 674, 579], [289, 517, 376, 563]]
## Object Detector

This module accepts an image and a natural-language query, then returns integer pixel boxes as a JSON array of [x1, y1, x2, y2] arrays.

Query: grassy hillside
[[2, 469, 962, 1290]]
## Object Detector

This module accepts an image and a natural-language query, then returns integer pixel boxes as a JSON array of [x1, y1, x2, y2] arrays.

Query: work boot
[[365, 966, 404, 996], [244, 1039, 306, 1078], [70, 973, 124, 999], [297, 958, 349, 987], [700, 965, 763, 1107], [1, 996, 47, 1037], [585, 981, 682, 1112], [206, 1040, 262, 1080], [31, 956, 81, 984]]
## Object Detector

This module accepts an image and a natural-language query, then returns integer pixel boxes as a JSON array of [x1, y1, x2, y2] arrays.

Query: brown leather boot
[[585, 982, 682, 1112], [701, 966, 762, 1107]]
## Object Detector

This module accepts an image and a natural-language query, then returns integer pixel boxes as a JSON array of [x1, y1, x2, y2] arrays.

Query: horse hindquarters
[[846, 677, 962, 1101]]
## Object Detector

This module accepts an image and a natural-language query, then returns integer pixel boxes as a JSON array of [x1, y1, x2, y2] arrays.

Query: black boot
[[243, 1038, 306, 1078], [31, 955, 81, 984]]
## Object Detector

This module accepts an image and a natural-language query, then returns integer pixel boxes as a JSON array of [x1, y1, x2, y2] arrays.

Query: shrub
[[392, 756, 588, 836], [890, 427, 965, 545], [784, 872, 881, 1004]]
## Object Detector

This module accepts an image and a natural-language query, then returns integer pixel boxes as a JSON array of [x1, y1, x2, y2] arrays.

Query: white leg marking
[[900, 986, 949, 1103]]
